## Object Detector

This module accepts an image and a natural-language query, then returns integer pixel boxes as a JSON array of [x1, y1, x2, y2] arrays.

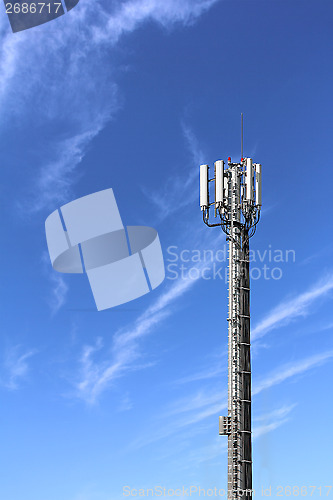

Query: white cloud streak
[[175, 361, 225, 385], [30, 124, 109, 213], [74, 268, 204, 404], [48, 273, 69, 315], [253, 403, 297, 423], [0, 345, 37, 390], [252, 273, 333, 340], [0, 0, 221, 311], [175, 403, 296, 469], [92, 0, 220, 44], [0, 0, 220, 213], [41, 251, 69, 314], [130, 390, 226, 452], [252, 418, 290, 440], [175, 271, 333, 386], [252, 350, 333, 395], [130, 348, 332, 451], [73, 229, 224, 404], [143, 122, 206, 220], [72, 257, 333, 404]]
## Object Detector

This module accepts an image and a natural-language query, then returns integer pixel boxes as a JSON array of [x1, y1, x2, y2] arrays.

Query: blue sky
[[0, 0, 332, 499]]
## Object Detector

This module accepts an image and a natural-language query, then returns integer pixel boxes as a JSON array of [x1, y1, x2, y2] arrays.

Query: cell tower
[[199, 117, 262, 500]]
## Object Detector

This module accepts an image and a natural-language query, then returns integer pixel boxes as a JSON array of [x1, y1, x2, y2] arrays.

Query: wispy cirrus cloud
[[92, 0, 220, 44], [300, 243, 333, 266], [164, 388, 226, 419], [252, 350, 333, 395], [118, 392, 133, 412], [173, 403, 297, 469], [0, 0, 220, 213], [73, 229, 224, 404], [0, 0, 221, 313], [130, 388, 226, 452], [30, 123, 110, 213], [0, 345, 37, 390], [174, 272, 333, 387], [41, 251, 69, 314], [74, 269, 203, 404], [48, 273, 69, 315], [130, 349, 331, 452], [253, 417, 292, 440], [71, 259, 333, 404], [175, 359, 225, 385], [252, 403, 297, 439], [181, 122, 207, 166], [143, 122, 206, 220], [254, 403, 297, 423], [252, 273, 333, 340]]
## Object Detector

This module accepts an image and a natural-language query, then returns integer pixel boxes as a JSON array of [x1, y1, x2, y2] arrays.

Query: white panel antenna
[[224, 172, 229, 205], [245, 158, 254, 201], [200, 164, 209, 210], [255, 163, 262, 206], [215, 160, 224, 206]]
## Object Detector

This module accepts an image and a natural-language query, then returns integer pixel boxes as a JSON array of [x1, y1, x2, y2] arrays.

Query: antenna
[[241, 112, 244, 160], [199, 145, 262, 500]]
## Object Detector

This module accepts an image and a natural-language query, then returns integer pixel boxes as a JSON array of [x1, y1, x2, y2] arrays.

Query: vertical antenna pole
[[241, 113, 244, 159]]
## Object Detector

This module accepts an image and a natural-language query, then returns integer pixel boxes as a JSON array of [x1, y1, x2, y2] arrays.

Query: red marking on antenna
[[228, 157, 231, 162], [241, 158, 244, 162]]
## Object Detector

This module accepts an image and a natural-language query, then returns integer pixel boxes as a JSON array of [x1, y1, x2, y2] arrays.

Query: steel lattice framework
[[200, 155, 262, 500]]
